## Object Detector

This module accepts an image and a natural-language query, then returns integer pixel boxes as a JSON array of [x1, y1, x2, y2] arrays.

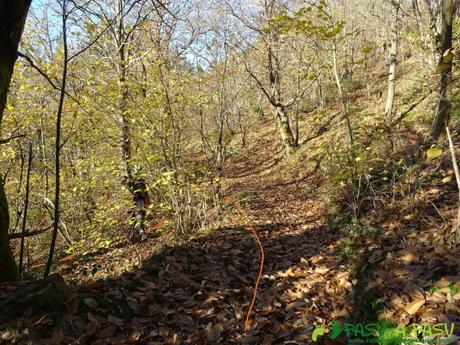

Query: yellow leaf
[[427, 147, 442, 159]]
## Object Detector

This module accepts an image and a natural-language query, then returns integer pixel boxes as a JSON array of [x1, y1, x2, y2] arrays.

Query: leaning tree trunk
[[0, 0, 31, 282], [275, 106, 296, 155], [429, 0, 455, 141], [265, 28, 296, 156], [384, 0, 400, 127]]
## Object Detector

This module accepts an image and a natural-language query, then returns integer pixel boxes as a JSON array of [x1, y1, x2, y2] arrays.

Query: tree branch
[[244, 62, 277, 106], [18, 51, 58, 89], [282, 73, 322, 108], [18, 51, 92, 117], [9, 225, 53, 239], [0, 133, 26, 145]]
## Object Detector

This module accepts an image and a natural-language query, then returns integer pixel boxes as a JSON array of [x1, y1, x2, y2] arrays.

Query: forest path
[[21, 136, 352, 345], [49, 129, 460, 345], [65, 136, 351, 345]]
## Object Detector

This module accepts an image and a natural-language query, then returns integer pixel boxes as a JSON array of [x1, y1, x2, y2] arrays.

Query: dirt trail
[[4, 136, 352, 345], [78, 135, 349, 345], [49, 133, 459, 345]]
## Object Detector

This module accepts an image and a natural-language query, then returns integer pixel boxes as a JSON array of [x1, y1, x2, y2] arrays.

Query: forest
[[0, 0, 459, 344]]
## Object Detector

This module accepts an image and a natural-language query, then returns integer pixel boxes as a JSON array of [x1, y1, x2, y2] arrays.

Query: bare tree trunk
[[19, 142, 32, 275], [412, 0, 423, 34], [238, 110, 246, 148], [39, 117, 50, 197], [112, 0, 153, 239], [213, 17, 230, 213], [423, 0, 442, 65], [44, 0, 69, 278], [412, 0, 431, 65], [294, 69, 300, 147], [384, 0, 400, 127], [119, 85, 132, 178], [11, 145, 25, 233], [0, 0, 31, 282], [347, 20, 357, 79], [239, 0, 297, 155], [275, 106, 296, 155], [332, 40, 354, 149], [267, 30, 296, 155], [316, 77, 325, 108], [430, 0, 455, 141], [0, 178, 17, 282], [117, 0, 133, 180]]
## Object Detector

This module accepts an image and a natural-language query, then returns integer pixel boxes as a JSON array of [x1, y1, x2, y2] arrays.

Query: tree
[[44, 0, 70, 278], [84, 0, 153, 231], [384, 0, 400, 127], [0, 0, 32, 282], [429, 0, 456, 141], [231, 0, 299, 155], [423, 0, 443, 65]]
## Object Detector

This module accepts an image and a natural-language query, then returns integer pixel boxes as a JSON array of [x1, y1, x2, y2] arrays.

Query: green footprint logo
[[329, 320, 344, 340], [312, 326, 329, 342]]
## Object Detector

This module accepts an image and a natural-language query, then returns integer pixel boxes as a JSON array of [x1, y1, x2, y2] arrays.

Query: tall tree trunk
[[332, 40, 354, 149], [216, 26, 229, 172], [413, 0, 434, 66], [44, 0, 69, 278], [119, 81, 132, 179], [424, 0, 442, 65], [275, 106, 295, 155], [384, 0, 400, 127], [347, 20, 357, 79], [38, 117, 50, 197], [267, 35, 296, 155], [0, 0, 31, 282], [19, 142, 32, 275], [412, 0, 422, 34], [114, 0, 150, 239], [429, 0, 455, 141], [0, 178, 17, 282], [117, 0, 133, 180]]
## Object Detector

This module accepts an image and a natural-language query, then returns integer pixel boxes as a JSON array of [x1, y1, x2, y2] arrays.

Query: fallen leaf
[[87, 312, 98, 324], [108, 314, 123, 326], [263, 334, 274, 345], [315, 266, 330, 275], [205, 322, 223, 342], [300, 257, 309, 267], [368, 250, 383, 263], [84, 298, 98, 308], [50, 329, 64, 345], [404, 299, 425, 315], [427, 146, 442, 159], [97, 325, 117, 338], [239, 335, 260, 344]]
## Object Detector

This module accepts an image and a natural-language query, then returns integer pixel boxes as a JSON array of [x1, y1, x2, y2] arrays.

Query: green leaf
[[427, 147, 443, 159]]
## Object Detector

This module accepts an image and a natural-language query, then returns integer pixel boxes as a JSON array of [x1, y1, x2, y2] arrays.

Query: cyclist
[[124, 175, 150, 242]]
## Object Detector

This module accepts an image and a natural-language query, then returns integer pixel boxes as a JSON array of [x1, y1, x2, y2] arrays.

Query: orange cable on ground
[[233, 201, 265, 333]]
